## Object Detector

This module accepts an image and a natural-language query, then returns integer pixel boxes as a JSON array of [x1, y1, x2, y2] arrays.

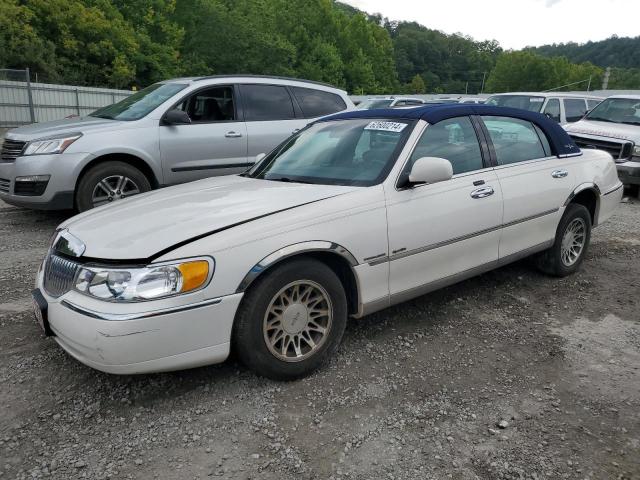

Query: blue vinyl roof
[[318, 104, 581, 157]]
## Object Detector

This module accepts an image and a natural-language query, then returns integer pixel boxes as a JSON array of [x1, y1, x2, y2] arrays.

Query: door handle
[[225, 131, 243, 138], [470, 186, 494, 199], [551, 169, 568, 178]]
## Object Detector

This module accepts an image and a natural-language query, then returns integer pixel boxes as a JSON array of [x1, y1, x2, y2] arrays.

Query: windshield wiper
[[89, 114, 114, 120], [268, 177, 315, 184]]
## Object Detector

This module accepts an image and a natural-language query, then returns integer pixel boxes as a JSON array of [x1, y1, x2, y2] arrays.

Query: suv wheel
[[76, 161, 151, 212], [233, 258, 347, 380], [535, 203, 592, 277]]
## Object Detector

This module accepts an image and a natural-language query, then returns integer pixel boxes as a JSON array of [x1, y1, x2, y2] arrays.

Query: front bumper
[[0, 152, 92, 209], [38, 287, 243, 374], [616, 160, 640, 186]]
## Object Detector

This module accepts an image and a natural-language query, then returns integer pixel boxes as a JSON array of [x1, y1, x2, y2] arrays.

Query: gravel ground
[[0, 195, 639, 480]]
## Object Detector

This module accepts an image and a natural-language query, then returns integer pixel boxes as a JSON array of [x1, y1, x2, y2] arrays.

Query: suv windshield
[[485, 95, 545, 112], [247, 119, 412, 187], [585, 97, 640, 125], [90, 83, 187, 121], [356, 99, 393, 110]]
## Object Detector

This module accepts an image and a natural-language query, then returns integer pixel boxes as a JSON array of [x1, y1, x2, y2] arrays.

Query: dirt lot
[[0, 195, 639, 480]]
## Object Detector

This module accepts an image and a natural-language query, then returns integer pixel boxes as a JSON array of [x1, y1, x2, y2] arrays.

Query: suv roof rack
[[191, 74, 339, 89]]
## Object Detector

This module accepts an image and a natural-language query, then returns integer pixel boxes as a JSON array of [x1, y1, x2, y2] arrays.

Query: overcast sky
[[342, 0, 640, 49]]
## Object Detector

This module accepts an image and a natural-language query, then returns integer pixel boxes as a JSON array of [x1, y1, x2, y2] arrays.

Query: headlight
[[23, 133, 82, 156], [74, 258, 212, 302], [634, 145, 640, 156]]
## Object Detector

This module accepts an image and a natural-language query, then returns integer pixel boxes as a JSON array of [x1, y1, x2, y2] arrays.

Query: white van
[[485, 92, 604, 124]]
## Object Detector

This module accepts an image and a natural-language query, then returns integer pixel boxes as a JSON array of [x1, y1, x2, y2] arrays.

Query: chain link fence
[[0, 68, 132, 128]]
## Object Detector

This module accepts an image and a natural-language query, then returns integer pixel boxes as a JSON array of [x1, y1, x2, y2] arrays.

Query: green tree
[[408, 74, 426, 93], [387, 21, 501, 94], [486, 51, 602, 92], [0, 0, 56, 78]]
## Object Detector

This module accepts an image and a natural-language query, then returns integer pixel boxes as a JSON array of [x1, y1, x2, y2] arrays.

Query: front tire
[[76, 161, 151, 212], [535, 203, 592, 277], [233, 258, 348, 380]]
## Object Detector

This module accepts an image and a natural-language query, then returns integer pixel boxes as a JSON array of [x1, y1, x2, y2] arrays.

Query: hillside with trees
[[526, 36, 640, 90], [526, 36, 640, 69], [0, 0, 638, 93]]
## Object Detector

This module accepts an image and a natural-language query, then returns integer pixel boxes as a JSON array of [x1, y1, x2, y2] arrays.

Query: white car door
[[480, 115, 573, 259], [159, 85, 249, 185], [385, 116, 503, 301]]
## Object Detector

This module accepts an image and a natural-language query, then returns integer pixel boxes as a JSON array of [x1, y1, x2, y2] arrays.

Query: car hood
[[565, 119, 640, 143], [61, 175, 358, 260], [6, 116, 127, 141]]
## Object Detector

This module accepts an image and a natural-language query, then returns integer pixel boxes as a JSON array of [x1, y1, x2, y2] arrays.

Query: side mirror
[[408, 157, 453, 186], [163, 109, 191, 125], [255, 153, 266, 163]]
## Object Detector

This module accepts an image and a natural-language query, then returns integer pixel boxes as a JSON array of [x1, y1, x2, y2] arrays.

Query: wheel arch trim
[[235, 241, 359, 293], [74, 151, 162, 192], [563, 182, 601, 225], [563, 182, 601, 207]]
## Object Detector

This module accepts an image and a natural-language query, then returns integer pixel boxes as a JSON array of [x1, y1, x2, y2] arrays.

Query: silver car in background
[[356, 97, 426, 109], [0, 75, 354, 211]]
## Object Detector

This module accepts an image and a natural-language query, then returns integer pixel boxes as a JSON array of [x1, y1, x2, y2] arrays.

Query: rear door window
[[481, 116, 547, 165], [290, 87, 347, 118], [542, 98, 561, 122], [563, 98, 588, 122], [239, 84, 296, 121], [587, 99, 601, 111]]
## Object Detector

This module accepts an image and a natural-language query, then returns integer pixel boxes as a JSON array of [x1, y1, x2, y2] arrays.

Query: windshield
[[485, 95, 545, 112], [90, 83, 187, 121], [356, 99, 393, 110], [247, 119, 413, 187], [585, 97, 640, 125]]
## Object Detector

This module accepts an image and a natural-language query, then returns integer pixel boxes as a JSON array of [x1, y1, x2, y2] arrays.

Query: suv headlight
[[23, 133, 82, 156], [74, 258, 212, 302], [634, 145, 640, 156]]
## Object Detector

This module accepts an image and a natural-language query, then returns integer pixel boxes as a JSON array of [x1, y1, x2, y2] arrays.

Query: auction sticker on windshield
[[364, 121, 408, 133]]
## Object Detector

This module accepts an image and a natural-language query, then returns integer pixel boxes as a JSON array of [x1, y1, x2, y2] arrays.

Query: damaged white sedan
[[33, 105, 622, 380]]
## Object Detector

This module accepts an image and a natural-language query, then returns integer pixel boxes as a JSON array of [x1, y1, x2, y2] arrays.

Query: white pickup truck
[[565, 95, 640, 194]]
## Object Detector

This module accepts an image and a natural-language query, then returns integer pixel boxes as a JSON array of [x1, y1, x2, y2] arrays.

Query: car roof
[[318, 103, 581, 158], [160, 75, 346, 93], [608, 95, 640, 100], [488, 92, 604, 99]]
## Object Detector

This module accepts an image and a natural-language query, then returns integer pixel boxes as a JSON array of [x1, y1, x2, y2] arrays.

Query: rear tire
[[535, 203, 591, 277], [76, 161, 151, 212], [233, 258, 348, 380]]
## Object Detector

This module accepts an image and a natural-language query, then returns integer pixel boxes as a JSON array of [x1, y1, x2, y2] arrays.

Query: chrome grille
[[570, 135, 632, 160], [1, 139, 26, 163], [43, 254, 79, 297], [0, 178, 9, 193]]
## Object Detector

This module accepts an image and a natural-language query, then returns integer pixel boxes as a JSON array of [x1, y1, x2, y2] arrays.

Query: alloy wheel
[[560, 217, 586, 266], [263, 280, 333, 362], [91, 175, 141, 207]]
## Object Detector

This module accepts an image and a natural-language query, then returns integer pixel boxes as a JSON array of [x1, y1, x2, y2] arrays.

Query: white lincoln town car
[[32, 104, 623, 380]]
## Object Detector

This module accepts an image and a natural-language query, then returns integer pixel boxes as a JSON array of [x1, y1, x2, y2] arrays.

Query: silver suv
[[0, 75, 354, 211]]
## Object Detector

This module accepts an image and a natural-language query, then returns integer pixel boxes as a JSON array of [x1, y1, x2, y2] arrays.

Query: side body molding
[[236, 241, 359, 293]]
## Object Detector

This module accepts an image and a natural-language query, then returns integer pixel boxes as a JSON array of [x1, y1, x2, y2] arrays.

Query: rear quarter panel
[[568, 149, 622, 225]]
